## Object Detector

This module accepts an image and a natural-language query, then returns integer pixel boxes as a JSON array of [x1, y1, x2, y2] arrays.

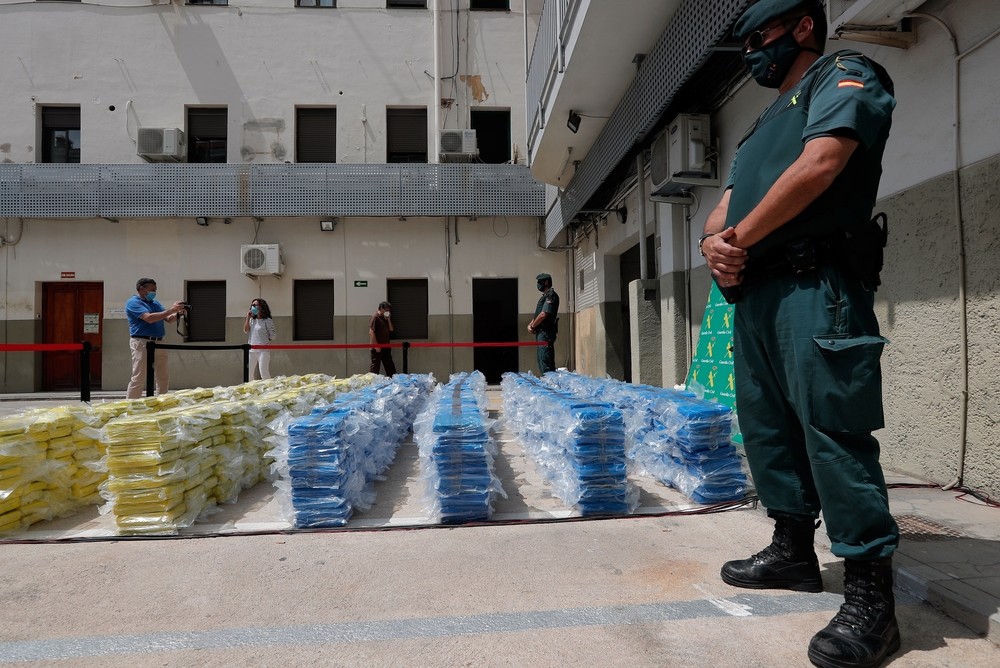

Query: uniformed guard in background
[[527, 273, 559, 375]]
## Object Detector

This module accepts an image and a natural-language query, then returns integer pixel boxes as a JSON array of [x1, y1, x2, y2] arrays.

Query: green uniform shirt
[[725, 51, 895, 258]]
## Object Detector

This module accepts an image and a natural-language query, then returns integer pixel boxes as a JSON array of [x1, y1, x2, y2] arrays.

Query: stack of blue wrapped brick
[[544, 371, 751, 504], [414, 371, 503, 524], [282, 374, 434, 527], [501, 372, 635, 515]]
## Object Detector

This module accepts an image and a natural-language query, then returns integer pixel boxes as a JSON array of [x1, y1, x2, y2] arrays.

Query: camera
[[180, 302, 192, 310]]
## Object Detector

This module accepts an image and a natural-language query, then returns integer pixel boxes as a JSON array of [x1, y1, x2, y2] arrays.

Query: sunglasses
[[743, 15, 806, 52]]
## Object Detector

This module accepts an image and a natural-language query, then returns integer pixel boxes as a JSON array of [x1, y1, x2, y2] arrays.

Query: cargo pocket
[[808, 334, 888, 433]]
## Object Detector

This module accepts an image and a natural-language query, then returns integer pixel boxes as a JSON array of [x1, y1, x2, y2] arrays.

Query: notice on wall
[[686, 281, 740, 443], [83, 313, 100, 334]]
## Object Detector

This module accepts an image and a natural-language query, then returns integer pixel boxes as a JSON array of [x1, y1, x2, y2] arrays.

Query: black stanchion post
[[80, 341, 91, 403], [402, 341, 410, 374], [145, 341, 155, 397], [243, 344, 251, 383]]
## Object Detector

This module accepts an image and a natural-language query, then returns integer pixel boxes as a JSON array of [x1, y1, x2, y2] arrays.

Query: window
[[294, 280, 335, 340], [188, 0, 228, 5], [187, 107, 228, 163], [387, 0, 425, 7], [41, 107, 80, 164], [185, 281, 226, 342], [470, 108, 511, 164], [387, 279, 428, 339], [296, 108, 337, 162], [471, 0, 508, 9], [296, 0, 335, 6], [386, 108, 427, 163]]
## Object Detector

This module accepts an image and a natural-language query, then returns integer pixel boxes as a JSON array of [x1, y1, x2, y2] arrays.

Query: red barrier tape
[[252, 341, 544, 350], [408, 341, 545, 348], [0, 343, 84, 352]]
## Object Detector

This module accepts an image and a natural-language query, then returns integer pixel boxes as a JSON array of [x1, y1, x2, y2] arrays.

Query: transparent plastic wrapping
[[413, 371, 505, 524], [542, 370, 753, 504], [501, 372, 637, 516], [269, 374, 435, 528]]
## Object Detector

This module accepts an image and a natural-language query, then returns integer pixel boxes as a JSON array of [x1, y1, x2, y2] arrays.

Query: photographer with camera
[[125, 278, 187, 399], [244, 298, 276, 380]]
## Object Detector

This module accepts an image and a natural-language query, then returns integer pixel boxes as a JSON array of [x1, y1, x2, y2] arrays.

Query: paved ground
[[1, 391, 999, 667]]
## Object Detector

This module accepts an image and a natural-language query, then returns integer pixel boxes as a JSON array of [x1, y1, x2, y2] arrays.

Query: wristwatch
[[698, 233, 714, 257]]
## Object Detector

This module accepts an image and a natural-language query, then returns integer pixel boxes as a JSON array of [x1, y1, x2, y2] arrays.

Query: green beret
[[734, 0, 816, 39], [536, 273, 552, 282]]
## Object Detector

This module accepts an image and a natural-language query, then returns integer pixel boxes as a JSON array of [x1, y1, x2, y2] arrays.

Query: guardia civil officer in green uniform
[[527, 273, 559, 374], [700, 2, 899, 667]]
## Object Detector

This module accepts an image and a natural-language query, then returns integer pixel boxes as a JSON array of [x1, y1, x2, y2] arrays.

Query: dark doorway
[[472, 278, 518, 384], [470, 109, 511, 164], [42, 282, 103, 390], [618, 235, 656, 383]]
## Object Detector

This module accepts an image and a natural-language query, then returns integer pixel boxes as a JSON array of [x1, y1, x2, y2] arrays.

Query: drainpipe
[[432, 0, 441, 161], [636, 153, 648, 280], [906, 14, 1000, 490]]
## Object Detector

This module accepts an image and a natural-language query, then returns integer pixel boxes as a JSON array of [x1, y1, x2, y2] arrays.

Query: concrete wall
[[0, 214, 563, 392]]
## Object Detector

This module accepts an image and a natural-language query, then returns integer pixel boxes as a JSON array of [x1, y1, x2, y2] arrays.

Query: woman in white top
[[244, 298, 276, 380]]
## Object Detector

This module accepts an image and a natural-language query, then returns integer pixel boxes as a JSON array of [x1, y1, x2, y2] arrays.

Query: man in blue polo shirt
[[125, 278, 187, 399]]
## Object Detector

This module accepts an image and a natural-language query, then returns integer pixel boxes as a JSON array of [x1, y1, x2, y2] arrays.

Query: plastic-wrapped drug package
[[271, 374, 434, 528], [543, 370, 753, 504], [501, 372, 636, 516], [414, 372, 503, 524]]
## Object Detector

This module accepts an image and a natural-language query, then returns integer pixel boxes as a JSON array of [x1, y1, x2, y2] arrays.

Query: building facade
[[0, 0, 565, 390], [527, 0, 1000, 496]]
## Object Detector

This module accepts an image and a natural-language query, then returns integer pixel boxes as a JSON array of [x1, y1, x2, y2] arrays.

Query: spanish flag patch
[[838, 80, 865, 89]]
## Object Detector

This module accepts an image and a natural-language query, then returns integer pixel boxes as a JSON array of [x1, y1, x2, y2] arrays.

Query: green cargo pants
[[734, 264, 898, 560]]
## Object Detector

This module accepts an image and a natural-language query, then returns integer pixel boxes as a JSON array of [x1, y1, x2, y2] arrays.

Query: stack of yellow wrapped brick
[[0, 373, 378, 537]]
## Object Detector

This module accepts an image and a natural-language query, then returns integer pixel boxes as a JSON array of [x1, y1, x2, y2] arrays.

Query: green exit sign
[[354, 280, 368, 287]]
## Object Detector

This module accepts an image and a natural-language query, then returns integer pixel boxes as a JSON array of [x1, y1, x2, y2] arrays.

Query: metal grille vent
[[896, 514, 967, 541]]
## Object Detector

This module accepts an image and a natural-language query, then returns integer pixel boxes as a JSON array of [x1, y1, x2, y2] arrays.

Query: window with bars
[[386, 279, 429, 340], [187, 107, 228, 163], [296, 0, 336, 6], [41, 107, 81, 164], [296, 108, 337, 162], [386, 108, 427, 163], [185, 281, 227, 342], [294, 280, 335, 340]]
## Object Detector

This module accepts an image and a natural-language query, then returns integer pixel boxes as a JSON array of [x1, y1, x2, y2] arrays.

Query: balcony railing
[[0, 163, 546, 219]]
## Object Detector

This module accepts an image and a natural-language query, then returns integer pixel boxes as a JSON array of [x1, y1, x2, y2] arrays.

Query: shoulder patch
[[838, 79, 865, 89]]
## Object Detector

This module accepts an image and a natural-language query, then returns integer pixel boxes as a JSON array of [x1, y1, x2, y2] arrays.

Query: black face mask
[[743, 31, 802, 88], [537, 282, 546, 292]]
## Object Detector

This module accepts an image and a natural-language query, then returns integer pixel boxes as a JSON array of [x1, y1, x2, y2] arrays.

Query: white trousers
[[126, 337, 169, 399], [249, 349, 271, 380]]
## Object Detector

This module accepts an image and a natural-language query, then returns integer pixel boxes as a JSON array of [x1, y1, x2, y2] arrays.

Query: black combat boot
[[720, 514, 823, 592], [808, 557, 900, 668]]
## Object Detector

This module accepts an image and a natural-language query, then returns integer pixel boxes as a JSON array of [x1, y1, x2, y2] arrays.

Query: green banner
[[686, 281, 740, 443]]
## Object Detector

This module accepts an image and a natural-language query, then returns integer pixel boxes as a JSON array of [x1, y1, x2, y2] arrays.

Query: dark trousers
[[369, 347, 396, 377], [536, 330, 555, 374]]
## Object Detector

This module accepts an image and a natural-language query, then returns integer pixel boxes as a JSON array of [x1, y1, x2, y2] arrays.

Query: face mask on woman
[[250, 306, 259, 316]]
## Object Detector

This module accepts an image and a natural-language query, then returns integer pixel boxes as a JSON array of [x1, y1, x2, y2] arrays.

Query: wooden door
[[42, 282, 103, 390]]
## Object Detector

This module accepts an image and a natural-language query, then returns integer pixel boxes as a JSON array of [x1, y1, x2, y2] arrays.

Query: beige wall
[[876, 154, 1000, 495]]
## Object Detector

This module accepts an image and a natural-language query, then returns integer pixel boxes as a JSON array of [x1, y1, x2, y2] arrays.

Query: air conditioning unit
[[137, 128, 185, 161], [650, 114, 718, 199], [240, 244, 283, 276], [439, 129, 478, 160], [827, 0, 927, 47]]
